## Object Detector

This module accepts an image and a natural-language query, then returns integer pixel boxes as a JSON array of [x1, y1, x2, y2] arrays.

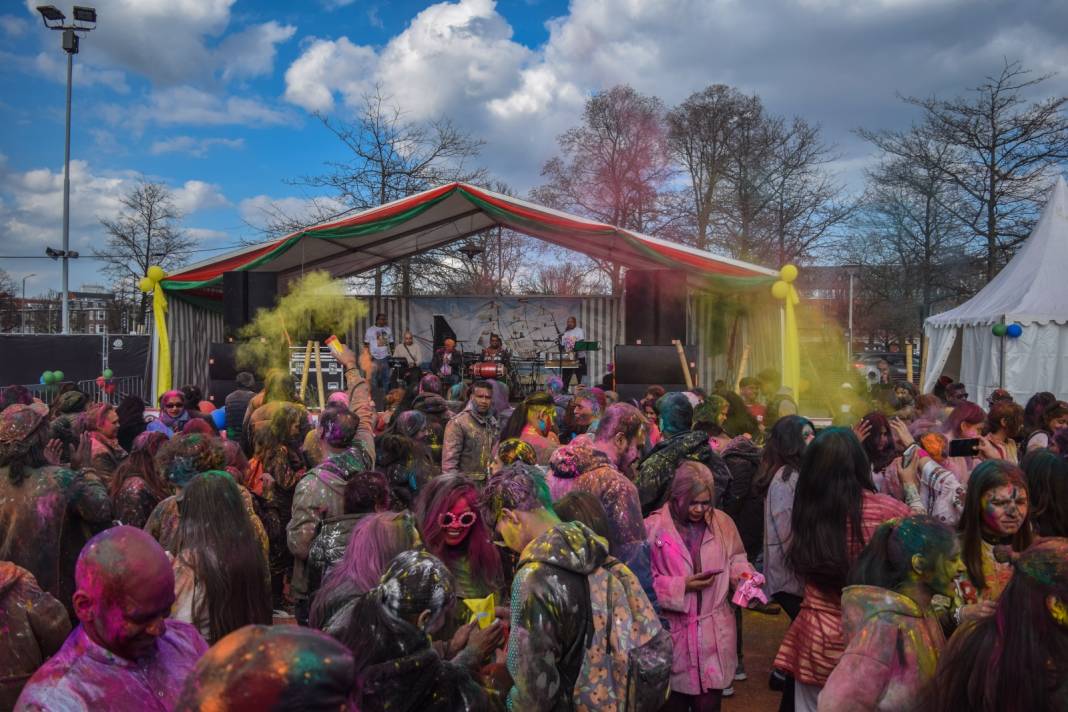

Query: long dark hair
[[555, 490, 612, 541], [720, 391, 760, 439], [176, 471, 272, 643], [958, 460, 1034, 592], [414, 474, 502, 593], [500, 392, 554, 441], [861, 411, 897, 472], [754, 415, 812, 494], [923, 537, 1068, 712], [1022, 391, 1056, 438], [109, 430, 170, 501], [787, 427, 876, 592], [1022, 450, 1068, 537], [849, 515, 956, 590]]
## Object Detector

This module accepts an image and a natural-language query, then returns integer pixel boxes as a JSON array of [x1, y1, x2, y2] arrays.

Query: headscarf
[[0, 403, 47, 445], [55, 390, 89, 414], [158, 390, 190, 429], [175, 625, 355, 711], [495, 438, 537, 466], [547, 434, 601, 480]]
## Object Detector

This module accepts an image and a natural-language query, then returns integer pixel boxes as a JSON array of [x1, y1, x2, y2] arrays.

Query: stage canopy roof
[[161, 182, 779, 299]]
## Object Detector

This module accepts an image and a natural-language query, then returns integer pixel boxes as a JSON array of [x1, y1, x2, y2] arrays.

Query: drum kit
[[460, 338, 578, 398]]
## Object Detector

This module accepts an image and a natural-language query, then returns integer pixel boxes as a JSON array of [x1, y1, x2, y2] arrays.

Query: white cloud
[[0, 14, 28, 36], [185, 227, 229, 242], [283, 37, 377, 113], [238, 194, 349, 231], [172, 180, 230, 214], [109, 86, 296, 131], [216, 21, 298, 81], [21, 0, 295, 87], [150, 135, 245, 157]]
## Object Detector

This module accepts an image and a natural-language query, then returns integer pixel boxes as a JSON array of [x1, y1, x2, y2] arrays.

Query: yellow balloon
[[138, 277, 154, 293], [780, 264, 799, 283], [771, 280, 789, 300], [147, 265, 165, 282]]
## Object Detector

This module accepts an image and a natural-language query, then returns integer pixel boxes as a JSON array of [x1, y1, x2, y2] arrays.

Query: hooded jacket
[[441, 403, 499, 476], [287, 444, 373, 598], [720, 436, 764, 559], [506, 521, 607, 711], [635, 431, 732, 516], [306, 512, 368, 603], [0, 465, 112, 619], [818, 586, 945, 712], [0, 563, 71, 710], [545, 437, 659, 614], [413, 393, 450, 465], [645, 504, 755, 694], [359, 637, 489, 712]]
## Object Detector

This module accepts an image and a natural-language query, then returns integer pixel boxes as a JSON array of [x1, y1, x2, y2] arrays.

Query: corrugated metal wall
[[168, 298, 225, 392], [168, 292, 780, 395]]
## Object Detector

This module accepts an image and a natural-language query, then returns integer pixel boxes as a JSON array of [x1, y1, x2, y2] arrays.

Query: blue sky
[[2, 0, 1067, 297]]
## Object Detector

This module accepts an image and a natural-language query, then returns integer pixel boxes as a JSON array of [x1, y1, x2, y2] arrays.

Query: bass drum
[[471, 362, 506, 379]]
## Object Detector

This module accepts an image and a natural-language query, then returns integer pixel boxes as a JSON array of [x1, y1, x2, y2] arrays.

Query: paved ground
[[724, 609, 791, 712]]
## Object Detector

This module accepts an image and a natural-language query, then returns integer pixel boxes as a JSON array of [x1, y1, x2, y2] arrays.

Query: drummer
[[480, 333, 510, 364]]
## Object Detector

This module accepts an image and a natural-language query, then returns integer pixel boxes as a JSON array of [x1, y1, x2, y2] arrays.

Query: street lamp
[[35, 5, 96, 334], [21, 274, 36, 333]]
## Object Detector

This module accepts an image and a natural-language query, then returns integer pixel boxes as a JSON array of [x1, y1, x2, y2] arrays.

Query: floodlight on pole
[[35, 5, 96, 334]]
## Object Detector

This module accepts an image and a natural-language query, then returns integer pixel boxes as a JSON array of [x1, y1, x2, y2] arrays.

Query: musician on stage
[[480, 333, 510, 364], [560, 316, 586, 392], [431, 337, 463, 387], [397, 331, 424, 368], [363, 312, 394, 398]]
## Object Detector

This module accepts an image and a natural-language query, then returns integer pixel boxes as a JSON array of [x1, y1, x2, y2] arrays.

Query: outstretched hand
[[70, 432, 92, 471], [43, 438, 63, 466]]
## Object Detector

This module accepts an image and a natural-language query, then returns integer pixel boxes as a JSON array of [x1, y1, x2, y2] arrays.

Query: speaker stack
[[209, 271, 275, 405], [618, 269, 695, 400]]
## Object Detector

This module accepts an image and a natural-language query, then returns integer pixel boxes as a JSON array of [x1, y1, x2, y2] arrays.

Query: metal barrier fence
[[0, 376, 147, 407]]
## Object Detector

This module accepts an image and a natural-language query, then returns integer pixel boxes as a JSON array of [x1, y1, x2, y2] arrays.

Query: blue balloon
[[1006, 323, 1023, 338], [39, 375, 46, 384]]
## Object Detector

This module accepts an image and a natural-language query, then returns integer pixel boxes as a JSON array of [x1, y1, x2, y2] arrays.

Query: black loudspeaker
[[207, 379, 237, 407], [208, 342, 237, 381], [624, 269, 687, 346], [223, 271, 278, 336], [614, 344, 697, 403], [624, 270, 657, 345], [433, 315, 457, 351]]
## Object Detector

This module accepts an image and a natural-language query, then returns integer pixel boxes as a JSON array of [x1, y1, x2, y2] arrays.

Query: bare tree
[[533, 85, 675, 293], [713, 98, 850, 266], [0, 268, 18, 332], [518, 261, 604, 296], [860, 60, 1068, 280], [97, 180, 194, 327], [667, 85, 749, 252], [278, 87, 488, 297]]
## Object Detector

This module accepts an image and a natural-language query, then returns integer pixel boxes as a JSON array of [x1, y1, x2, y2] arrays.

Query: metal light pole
[[36, 5, 96, 334], [847, 269, 855, 361], [21, 274, 36, 333]]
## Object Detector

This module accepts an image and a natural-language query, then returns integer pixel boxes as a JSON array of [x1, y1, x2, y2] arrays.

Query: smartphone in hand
[[948, 438, 980, 458]]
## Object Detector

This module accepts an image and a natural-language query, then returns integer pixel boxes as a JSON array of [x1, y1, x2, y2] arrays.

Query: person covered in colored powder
[[174, 625, 357, 711], [819, 515, 964, 711], [957, 460, 1033, 602], [15, 527, 208, 711]]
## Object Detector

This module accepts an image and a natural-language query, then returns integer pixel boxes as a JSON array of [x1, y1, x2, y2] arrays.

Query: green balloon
[[992, 323, 1008, 337], [42, 371, 54, 384], [53, 370, 64, 382], [102, 368, 113, 379]]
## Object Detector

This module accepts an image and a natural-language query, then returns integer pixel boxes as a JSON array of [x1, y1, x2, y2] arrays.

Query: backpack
[[567, 557, 672, 712]]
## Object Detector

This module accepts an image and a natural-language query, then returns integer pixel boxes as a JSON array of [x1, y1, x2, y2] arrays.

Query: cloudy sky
[[2, 0, 1066, 296]]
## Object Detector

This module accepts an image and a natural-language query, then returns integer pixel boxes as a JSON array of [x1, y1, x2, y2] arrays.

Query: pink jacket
[[646, 504, 755, 694]]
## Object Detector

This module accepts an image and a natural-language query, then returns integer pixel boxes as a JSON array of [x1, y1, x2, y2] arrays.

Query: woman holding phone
[[646, 461, 759, 712]]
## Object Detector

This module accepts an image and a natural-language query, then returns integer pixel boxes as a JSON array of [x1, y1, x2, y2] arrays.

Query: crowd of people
[[0, 347, 1066, 712]]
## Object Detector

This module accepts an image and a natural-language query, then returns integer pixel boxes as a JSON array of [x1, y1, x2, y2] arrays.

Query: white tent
[[923, 176, 1068, 403]]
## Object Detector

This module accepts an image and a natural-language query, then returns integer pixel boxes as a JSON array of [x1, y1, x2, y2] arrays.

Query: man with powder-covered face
[[15, 527, 207, 711]]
